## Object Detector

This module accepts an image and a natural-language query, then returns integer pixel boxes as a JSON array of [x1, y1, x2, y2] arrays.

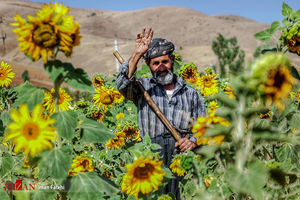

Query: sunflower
[[259, 109, 271, 119], [92, 75, 104, 88], [196, 73, 219, 96], [170, 157, 186, 176], [285, 35, 300, 55], [121, 157, 165, 199], [43, 88, 73, 114], [250, 53, 295, 111], [116, 112, 125, 120], [113, 90, 125, 104], [4, 104, 57, 157], [262, 66, 293, 111], [192, 104, 229, 146], [223, 85, 236, 99], [10, 3, 81, 63], [204, 175, 214, 188], [122, 125, 140, 140], [297, 89, 300, 102], [90, 110, 105, 122], [105, 131, 125, 150], [208, 101, 219, 116], [179, 63, 199, 85], [289, 91, 295, 99], [93, 86, 123, 111], [68, 156, 94, 176], [0, 61, 15, 87]]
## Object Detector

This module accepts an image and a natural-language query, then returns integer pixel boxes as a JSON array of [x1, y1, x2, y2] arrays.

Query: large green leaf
[[67, 172, 119, 200], [226, 160, 268, 200], [254, 29, 272, 42], [269, 21, 281, 34], [0, 111, 11, 127], [52, 111, 78, 140], [0, 189, 10, 200], [44, 60, 66, 82], [38, 147, 72, 180], [79, 118, 114, 144], [44, 60, 93, 91], [65, 68, 93, 91], [13, 82, 44, 111], [31, 190, 58, 200], [0, 153, 14, 178], [282, 2, 294, 17]]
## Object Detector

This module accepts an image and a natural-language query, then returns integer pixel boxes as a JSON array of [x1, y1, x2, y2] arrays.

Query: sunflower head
[[116, 112, 125, 120], [92, 75, 104, 88], [5, 104, 57, 157], [250, 53, 295, 111], [172, 51, 182, 61], [170, 157, 186, 176], [196, 73, 219, 96], [280, 23, 300, 55], [0, 61, 15, 87], [121, 157, 165, 198], [179, 63, 199, 85], [90, 110, 105, 122], [105, 131, 125, 150], [122, 125, 140, 140], [68, 155, 94, 176], [10, 3, 81, 63], [43, 88, 73, 114]]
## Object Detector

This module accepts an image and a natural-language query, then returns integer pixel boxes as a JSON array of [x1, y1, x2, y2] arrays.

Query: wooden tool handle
[[113, 50, 182, 141]]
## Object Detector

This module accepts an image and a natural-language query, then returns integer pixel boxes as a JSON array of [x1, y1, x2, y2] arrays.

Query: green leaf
[[38, 147, 72, 180], [13, 82, 44, 111], [289, 66, 300, 80], [52, 111, 78, 140], [67, 172, 119, 200], [0, 153, 14, 178], [269, 21, 281, 34], [0, 189, 10, 200], [226, 160, 268, 200], [44, 60, 93, 91], [282, 2, 294, 17], [79, 118, 114, 144], [31, 190, 58, 200], [65, 68, 93, 91], [254, 29, 272, 42], [44, 60, 66, 82], [21, 70, 30, 82], [288, 111, 300, 130], [275, 144, 299, 168]]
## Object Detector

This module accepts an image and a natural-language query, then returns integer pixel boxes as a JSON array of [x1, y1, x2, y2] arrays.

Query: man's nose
[[157, 64, 166, 71]]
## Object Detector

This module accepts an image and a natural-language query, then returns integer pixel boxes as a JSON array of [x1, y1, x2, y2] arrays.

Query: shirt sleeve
[[189, 90, 206, 144], [116, 60, 139, 105]]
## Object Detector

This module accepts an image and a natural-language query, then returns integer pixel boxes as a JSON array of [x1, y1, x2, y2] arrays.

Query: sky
[[28, 0, 299, 24]]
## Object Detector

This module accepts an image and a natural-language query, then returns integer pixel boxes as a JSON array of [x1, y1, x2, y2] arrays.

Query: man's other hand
[[175, 138, 197, 152]]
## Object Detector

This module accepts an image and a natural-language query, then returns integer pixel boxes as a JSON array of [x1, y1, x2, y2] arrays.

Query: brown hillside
[[0, 0, 299, 88]]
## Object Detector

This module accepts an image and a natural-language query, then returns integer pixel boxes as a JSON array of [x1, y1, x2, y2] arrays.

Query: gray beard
[[153, 69, 174, 85]]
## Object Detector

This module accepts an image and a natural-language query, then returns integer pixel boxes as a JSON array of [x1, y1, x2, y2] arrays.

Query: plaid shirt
[[117, 60, 205, 141]]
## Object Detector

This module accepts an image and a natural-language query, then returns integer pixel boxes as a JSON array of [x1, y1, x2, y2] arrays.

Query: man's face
[[149, 55, 174, 85], [149, 55, 173, 75]]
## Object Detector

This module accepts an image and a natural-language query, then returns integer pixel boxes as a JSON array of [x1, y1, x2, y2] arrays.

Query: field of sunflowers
[[0, 2, 300, 200]]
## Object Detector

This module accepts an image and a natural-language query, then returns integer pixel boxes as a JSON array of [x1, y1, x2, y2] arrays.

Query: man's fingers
[[140, 28, 145, 39], [137, 33, 141, 39], [145, 27, 152, 38], [148, 29, 153, 43]]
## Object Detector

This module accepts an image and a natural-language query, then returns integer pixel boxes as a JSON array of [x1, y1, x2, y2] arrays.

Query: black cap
[[143, 38, 175, 62]]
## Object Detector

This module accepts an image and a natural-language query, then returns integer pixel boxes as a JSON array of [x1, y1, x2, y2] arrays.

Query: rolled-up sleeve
[[116, 60, 139, 104]]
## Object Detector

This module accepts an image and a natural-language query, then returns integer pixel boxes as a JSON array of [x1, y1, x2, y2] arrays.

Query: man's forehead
[[150, 55, 170, 62]]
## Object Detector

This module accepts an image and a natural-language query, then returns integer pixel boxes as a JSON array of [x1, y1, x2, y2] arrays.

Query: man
[[117, 28, 205, 199]]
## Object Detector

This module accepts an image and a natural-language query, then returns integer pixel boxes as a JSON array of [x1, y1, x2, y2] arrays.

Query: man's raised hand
[[134, 27, 153, 56]]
